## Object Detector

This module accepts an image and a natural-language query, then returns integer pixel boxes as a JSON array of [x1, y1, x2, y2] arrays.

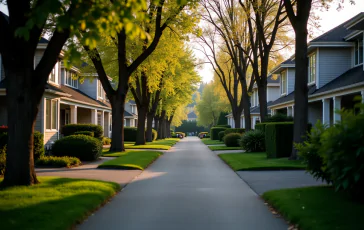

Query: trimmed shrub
[[0, 145, 6, 176], [62, 124, 103, 138], [264, 114, 293, 122], [240, 130, 265, 152], [224, 128, 245, 136], [210, 127, 227, 140], [255, 123, 266, 133], [33, 131, 45, 160], [320, 106, 364, 200], [52, 135, 102, 161], [152, 129, 158, 141], [74, 131, 94, 137], [36, 156, 81, 168], [124, 127, 138, 141], [224, 133, 242, 147], [102, 137, 111, 145], [295, 122, 331, 184], [218, 131, 225, 141], [215, 125, 231, 128], [265, 122, 294, 158]]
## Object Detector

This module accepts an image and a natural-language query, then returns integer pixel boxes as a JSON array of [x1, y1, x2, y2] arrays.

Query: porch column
[[100, 111, 105, 130], [287, 107, 292, 117], [70, 105, 77, 123], [91, 109, 97, 124], [242, 118, 245, 128], [291, 106, 294, 117], [271, 109, 275, 116], [333, 96, 341, 123], [322, 98, 330, 126]]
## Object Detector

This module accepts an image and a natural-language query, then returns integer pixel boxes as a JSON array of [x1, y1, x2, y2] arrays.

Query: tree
[[239, 0, 289, 122], [217, 112, 228, 125], [84, 0, 192, 151], [0, 0, 132, 187], [198, 0, 254, 130]]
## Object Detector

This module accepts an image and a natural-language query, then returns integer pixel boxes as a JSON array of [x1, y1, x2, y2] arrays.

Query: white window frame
[[354, 39, 363, 66], [65, 71, 78, 88], [98, 80, 104, 99], [308, 53, 316, 85], [45, 99, 58, 131], [280, 70, 287, 95]]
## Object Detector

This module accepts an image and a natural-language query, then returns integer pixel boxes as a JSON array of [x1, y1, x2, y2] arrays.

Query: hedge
[[210, 127, 227, 140], [36, 156, 81, 168], [255, 123, 266, 133], [224, 133, 242, 147], [224, 128, 245, 136], [215, 125, 231, 128], [62, 124, 103, 138], [265, 122, 294, 158], [52, 135, 102, 161], [74, 131, 94, 137], [124, 127, 138, 141]]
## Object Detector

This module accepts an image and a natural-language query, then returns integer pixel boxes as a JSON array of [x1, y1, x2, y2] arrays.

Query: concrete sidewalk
[[78, 137, 287, 230]]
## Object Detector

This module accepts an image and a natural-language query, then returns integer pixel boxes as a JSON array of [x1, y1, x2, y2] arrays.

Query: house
[[269, 13, 364, 126], [124, 100, 138, 127], [0, 34, 115, 146], [226, 75, 280, 129], [187, 111, 197, 121]]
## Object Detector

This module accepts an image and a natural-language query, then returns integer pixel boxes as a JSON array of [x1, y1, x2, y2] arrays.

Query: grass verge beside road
[[263, 186, 364, 230], [208, 146, 242, 151], [0, 177, 120, 230], [219, 152, 305, 171], [201, 138, 224, 145], [98, 151, 163, 170]]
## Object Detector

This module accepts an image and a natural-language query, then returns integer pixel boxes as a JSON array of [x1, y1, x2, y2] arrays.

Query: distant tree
[[217, 112, 228, 125]]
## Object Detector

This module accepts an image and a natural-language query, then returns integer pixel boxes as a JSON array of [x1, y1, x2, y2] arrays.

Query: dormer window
[[354, 40, 363, 65], [65, 71, 78, 88], [308, 53, 316, 84], [280, 70, 287, 95]]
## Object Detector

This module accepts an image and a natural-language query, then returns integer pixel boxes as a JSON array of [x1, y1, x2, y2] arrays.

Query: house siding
[[287, 68, 295, 94], [44, 131, 58, 145], [125, 119, 131, 127], [267, 86, 280, 102], [78, 77, 98, 100], [34, 98, 44, 132], [318, 48, 352, 88], [308, 101, 322, 125]]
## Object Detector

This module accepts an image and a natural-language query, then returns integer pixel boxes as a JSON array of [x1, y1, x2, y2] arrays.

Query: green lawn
[[103, 138, 180, 151], [98, 151, 163, 170], [201, 138, 224, 145], [263, 186, 364, 230], [208, 146, 242, 151], [102, 149, 141, 157], [218, 152, 305, 171], [0, 177, 120, 230]]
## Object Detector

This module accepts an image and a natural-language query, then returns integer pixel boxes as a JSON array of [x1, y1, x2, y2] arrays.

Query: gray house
[[124, 100, 138, 127], [226, 75, 280, 129], [269, 13, 364, 126]]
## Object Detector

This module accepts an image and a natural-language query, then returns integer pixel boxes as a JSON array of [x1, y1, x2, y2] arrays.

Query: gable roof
[[188, 111, 197, 119], [124, 110, 134, 117], [267, 75, 279, 84], [269, 85, 316, 107], [60, 85, 111, 108], [310, 13, 362, 43]]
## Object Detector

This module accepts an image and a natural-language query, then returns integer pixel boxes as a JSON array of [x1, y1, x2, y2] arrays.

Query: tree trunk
[[146, 113, 154, 142], [154, 116, 159, 131], [243, 91, 251, 131], [291, 25, 309, 159], [109, 95, 126, 152], [233, 113, 241, 128], [257, 85, 268, 122], [135, 105, 147, 145], [166, 121, 171, 138], [2, 72, 39, 187]]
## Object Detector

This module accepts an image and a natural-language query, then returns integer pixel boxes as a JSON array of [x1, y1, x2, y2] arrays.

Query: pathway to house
[[78, 137, 287, 230]]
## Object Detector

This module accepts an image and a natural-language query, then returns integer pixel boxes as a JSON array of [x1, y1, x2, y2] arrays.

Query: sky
[[1, 2, 364, 83]]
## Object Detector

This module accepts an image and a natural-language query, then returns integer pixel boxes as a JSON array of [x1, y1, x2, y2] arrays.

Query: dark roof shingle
[[60, 85, 111, 108]]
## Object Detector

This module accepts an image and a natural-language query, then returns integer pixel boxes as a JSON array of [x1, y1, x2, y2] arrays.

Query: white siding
[[318, 48, 352, 88], [34, 98, 44, 132], [78, 77, 98, 99], [44, 131, 58, 145], [287, 68, 295, 94]]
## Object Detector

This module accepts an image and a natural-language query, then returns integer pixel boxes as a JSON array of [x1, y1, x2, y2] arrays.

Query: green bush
[[265, 122, 294, 158], [295, 122, 331, 184], [215, 125, 231, 128], [33, 131, 45, 160], [210, 127, 227, 140], [36, 156, 81, 168], [320, 106, 364, 200], [224, 128, 245, 136], [240, 130, 265, 152], [62, 124, 103, 138], [52, 135, 102, 161], [74, 131, 94, 137], [102, 137, 111, 145], [218, 131, 225, 141], [171, 134, 178, 138], [124, 127, 138, 141], [152, 129, 158, 141], [264, 114, 293, 122], [255, 123, 266, 133], [0, 145, 6, 176], [224, 133, 242, 147]]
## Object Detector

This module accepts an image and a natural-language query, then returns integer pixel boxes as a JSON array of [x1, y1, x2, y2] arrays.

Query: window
[[46, 99, 57, 130], [280, 70, 287, 95], [308, 53, 316, 84], [65, 71, 78, 88], [355, 40, 363, 65], [49, 66, 56, 83], [98, 81, 104, 99]]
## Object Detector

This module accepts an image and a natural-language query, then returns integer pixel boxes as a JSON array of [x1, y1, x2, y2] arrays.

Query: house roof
[[188, 111, 197, 119], [59, 85, 111, 108], [128, 100, 136, 105], [0, 11, 9, 22], [270, 58, 295, 74], [310, 14, 360, 43], [313, 65, 364, 95], [267, 75, 279, 84], [269, 85, 317, 107], [124, 110, 134, 117], [250, 102, 273, 114]]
